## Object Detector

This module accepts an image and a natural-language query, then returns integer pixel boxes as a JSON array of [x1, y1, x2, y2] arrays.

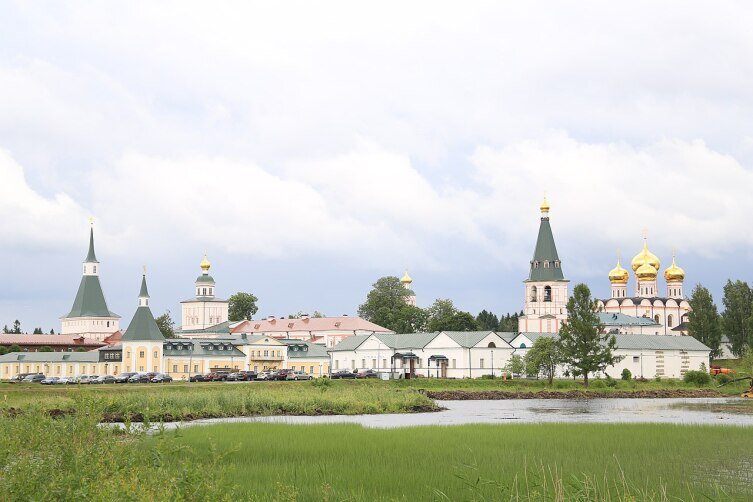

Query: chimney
[[267, 315, 276, 322], [301, 313, 309, 321]]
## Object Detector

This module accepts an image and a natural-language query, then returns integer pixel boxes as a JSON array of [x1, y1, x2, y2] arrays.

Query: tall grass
[[0, 381, 437, 421], [171, 422, 753, 500]]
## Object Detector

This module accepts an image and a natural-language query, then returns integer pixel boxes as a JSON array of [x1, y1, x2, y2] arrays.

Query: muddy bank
[[423, 389, 723, 400]]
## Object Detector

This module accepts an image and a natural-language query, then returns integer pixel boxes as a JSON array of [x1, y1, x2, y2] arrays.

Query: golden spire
[[663, 250, 685, 282], [608, 255, 629, 284], [540, 197, 550, 214], [200, 254, 211, 272], [400, 270, 413, 285], [631, 234, 661, 272]]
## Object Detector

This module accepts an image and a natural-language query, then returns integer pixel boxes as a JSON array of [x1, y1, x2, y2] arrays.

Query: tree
[[228, 292, 259, 322], [33, 328, 43, 334], [155, 310, 176, 338], [49, 329, 55, 334], [358, 277, 426, 332], [11, 320, 21, 334], [524, 336, 562, 384], [2, 325, 7, 334], [39, 346, 54, 352], [721, 280, 753, 357], [688, 284, 722, 358], [426, 299, 478, 332], [0, 346, 7, 355], [505, 354, 525, 376], [75, 347, 87, 352], [558, 284, 622, 388], [497, 312, 522, 332], [476, 310, 499, 331], [7, 344, 22, 353]]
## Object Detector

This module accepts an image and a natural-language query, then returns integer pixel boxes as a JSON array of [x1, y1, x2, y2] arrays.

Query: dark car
[[128, 372, 156, 383], [356, 369, 379, 379], [330, 370, 356, 379], [93, 375, 116, 384], [8, 373, 36, 383], [229, 370, 256, 381], [207, 371, 231, 382], [114, 372, 136, 384], [274, 369, 291, 381], [150, 373, 173, 383], [189, 373, 209, 382], [22, 374, 46, 383]]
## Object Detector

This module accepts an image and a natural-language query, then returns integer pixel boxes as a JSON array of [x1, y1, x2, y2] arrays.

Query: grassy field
[[169, 422, 753, 501], [0, 375, 748, 421]]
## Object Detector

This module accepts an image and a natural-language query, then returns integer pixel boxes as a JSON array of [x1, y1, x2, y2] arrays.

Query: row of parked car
[[330, 369, 379, 379], [188, 369, 314, 382], [9, 372, 173, 384]]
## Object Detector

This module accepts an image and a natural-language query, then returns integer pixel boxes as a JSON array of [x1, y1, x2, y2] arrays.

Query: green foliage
[[155, 310, 176, 338], [7, 344, 21, 353], [558, 284, 622, 387], [721, 279, 753, 357], [688, 284, 722, 358], [6, 320, 22, 334], [505, 354, 525, 376], [621, 368, 632, 380], [0, 346, 7, 355], [683, 370, 711, 386], [475, 310, 499, 331], [523, 336, 562, 384], [497, 312, 522, 332], [426, 299, 478, 332], [75, 347, 87, 352], [357, 277, 426, 332], [39, 346, 54, 352], [605, 375, 617, 387], [32, 327, 43, 334], [715, 373, 732, 385], [228, 292, 259, 322]]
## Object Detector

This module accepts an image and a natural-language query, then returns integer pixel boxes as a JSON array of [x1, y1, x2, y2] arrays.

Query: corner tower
[[121, 272, 165, 373], [60, 222, 120, 341], [518, 198, 569, 333]]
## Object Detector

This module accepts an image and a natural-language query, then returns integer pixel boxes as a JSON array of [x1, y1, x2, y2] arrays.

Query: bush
[[715, 373, 732, 385], [683, 370, 711, 386], [621, 368, 632, 381], [605, 375, 617, 388], [590, 380, 606, 389]]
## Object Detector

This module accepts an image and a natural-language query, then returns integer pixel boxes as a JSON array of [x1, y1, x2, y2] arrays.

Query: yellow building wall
[[286, 359, 330, 377]]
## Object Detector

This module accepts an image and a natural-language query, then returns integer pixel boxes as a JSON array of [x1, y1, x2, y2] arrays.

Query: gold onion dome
[[400, 271, 413, 284], [635, 262, 658, 280], [540, 197, 550, 214], [200, 254, 211, 272], [631, 239, 660, 272], [664, 257, 685, 282], [608, 259, 629, 284]]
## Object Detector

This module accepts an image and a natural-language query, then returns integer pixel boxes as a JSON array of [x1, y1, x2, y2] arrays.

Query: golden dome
[[631, 239, 660, 272], [608, 259, 629, 284], [664, 256, 685, 282], [540, 197, 550, 214], [400, 271, 413, 284], [635, 261, 658, 280], [200, 254, 211, 272]]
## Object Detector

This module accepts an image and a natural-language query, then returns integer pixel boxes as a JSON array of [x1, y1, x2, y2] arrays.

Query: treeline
[[2, 320, 55, 335], [357, 276, 521, 334], [689, 280, 753, 359]]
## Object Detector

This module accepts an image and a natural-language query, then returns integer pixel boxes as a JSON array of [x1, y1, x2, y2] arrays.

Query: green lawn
[[169, 422, 753, 500]]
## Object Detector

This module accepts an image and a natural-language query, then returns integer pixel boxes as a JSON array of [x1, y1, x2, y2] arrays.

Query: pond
[[153, 397, 753, 429]]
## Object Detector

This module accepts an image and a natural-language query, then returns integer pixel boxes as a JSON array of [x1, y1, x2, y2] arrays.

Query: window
[[291, 366, 296, 371], [264, 350, 268, 357], [382, 358, 387, 368], [667, 315, 674, 327], [633, 356, 639, 363], [487, 342, 496, 348], [361, 359, 365, 368], [544, 286, 552, 302], [480, 358, 485, 369], [654, 315, 660, 324], [531, 286, 538, 302], [310, 366, 314, 373], [335, 360, 339, 369], [153, 351, 158, 358], [183, 364, 188, 373], [93, 266, 97, 273], [172, 365, 177, 373], [351, 360, 356, 369], [139, 351, 144, 358], [452, 359, 456, 368], [193, 364, 199, 372]]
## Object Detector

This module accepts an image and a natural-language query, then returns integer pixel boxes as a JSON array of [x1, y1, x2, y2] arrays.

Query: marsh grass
[[171, 422, 752, 501]]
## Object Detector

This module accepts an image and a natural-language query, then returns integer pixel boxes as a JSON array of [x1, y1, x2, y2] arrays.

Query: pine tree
[[721, 280, 753, 356], [688, 284, 722, 358]]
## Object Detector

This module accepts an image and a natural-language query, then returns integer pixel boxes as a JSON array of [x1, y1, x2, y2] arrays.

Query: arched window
[[544, 286, 552, 302], [667, 314, 674, 327], [543, 260, 549, 268], [519, 343, 526, 349], [531, 286, 538, 302], [487, 342, 496, 348], [654, 315, 660, 324]]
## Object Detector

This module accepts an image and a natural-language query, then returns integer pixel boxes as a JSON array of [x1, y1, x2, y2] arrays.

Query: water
[[146, 397, 753, 430]]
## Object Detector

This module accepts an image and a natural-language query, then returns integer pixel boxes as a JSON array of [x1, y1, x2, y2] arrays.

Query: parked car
[[40, 376, 59, 385], [227, 370, 256, 381], [57, 376, 76, 385], [274, 369, 291, 381], [128, 372, 155, 384], [114, 372, 136, 384], [207, 371, 231, 382], [286, 371, 312, 381], [93, 375, 116, 384], [226, 372, 243, 381], [22, 374, 46, 383], [239, 370, 257, 381], [150, 373, 173, 383], [8, 373, 36, 383], [256, 371, 272, 381], [189, 373, 209, 382], [330, 370, 356, 379], [356, 369, 379, 379]]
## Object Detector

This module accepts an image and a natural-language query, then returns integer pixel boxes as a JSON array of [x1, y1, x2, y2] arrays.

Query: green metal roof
[[195, 274, 215, 283], [121, 305, 165, 341], [375, 332, 438, 349], [597, 312, 659, 326], [279, 340, 330, 359], [527, 217, 565, 282], [175, 321, 231, 335], [64, 275, 118, 318], [162, 339, 245, 358], [0, 352, 99, 363], [138, 274, 149, 298], [513, 332, 710, 352], [85, 227, 98, 263], [443, 331, 509, 348]]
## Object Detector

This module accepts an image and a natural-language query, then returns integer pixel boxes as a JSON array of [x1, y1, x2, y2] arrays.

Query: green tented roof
[[85, 228, 98, 263], [139, 275, 149, 297], [122, 306, 165, 342], [64, 276, 118, 318], [527, 218, 565, 282]]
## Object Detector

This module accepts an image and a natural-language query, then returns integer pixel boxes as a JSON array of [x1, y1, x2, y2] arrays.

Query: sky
[[2, 1, 753, 332]]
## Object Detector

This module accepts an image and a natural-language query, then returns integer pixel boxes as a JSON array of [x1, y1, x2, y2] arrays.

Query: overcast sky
[[2, 1, 753, 331]]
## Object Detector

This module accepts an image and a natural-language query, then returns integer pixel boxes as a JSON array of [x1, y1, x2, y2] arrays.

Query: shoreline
[[422, 388, 725, 400]]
